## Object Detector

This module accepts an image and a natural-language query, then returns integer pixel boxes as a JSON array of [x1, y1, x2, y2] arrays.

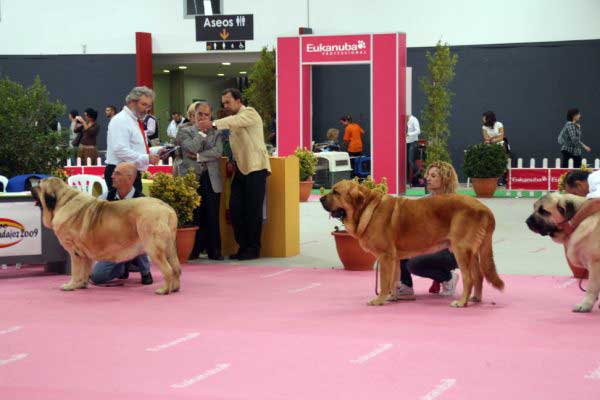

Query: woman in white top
[[482, 111, 504, 145]]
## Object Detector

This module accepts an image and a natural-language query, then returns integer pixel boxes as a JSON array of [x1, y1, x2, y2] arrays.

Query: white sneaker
[[440, 271, 459, 297], [395, 283, 416, 300]]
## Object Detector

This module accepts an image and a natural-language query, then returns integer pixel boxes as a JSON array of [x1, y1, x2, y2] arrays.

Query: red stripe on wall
[[135, 32, 153, 89]]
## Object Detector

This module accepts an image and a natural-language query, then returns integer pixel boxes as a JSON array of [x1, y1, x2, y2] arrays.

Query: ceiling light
[[178, 65, 187, 70], [162, 69, 170, 73], [221, 62, 231, 66], [239, 71, 247, 75], [217, 73, 225, 77]]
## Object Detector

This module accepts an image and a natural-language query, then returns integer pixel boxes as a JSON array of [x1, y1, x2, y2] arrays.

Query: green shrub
[[0, 76, 69, 177], [462, 143, 508, 178], [295, 147, 317, 181], [149, 171, 201, 228]]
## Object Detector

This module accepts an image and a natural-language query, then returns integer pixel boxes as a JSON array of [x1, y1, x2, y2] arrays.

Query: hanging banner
[[0, 202, 42, 257], [301, 35, 371, 63], [509, 169, 549, 190]]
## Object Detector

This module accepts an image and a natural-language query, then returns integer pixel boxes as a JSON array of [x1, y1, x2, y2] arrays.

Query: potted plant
[[557, 166, 591, 279], [331, 176, 388, 271], [463, 143, 508, 197], [149, 171, 201, 263], [295, 147, 317, 202]]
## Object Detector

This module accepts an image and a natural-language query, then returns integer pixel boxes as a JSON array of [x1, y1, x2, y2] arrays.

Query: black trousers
[[400, 249, 458, 287], [105, 164, 142, 192], [192, 171, 222, 259], [561, 150, 582, 168], [230, 169, 268, 256]]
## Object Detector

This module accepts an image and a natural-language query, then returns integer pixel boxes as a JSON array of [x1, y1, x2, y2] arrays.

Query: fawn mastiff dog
[[526, 192, 600, 312], [320, 180, 504, 307], [30, 177, 181, 295]]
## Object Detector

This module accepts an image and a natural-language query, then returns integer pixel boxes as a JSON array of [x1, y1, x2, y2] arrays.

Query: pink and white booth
[[276, 33, 407, 195]]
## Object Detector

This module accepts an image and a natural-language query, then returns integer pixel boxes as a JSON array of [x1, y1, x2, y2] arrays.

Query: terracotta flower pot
[[299, 179, 314, 202], [471, 177, 498, 198], [332, 230, 377, 271], [565, 248, 589, 279], [176, 226, 199, 264]]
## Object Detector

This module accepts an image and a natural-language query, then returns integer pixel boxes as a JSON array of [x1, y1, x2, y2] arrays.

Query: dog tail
[[166, 211, 181, 279], [479, 214, 504, 291]]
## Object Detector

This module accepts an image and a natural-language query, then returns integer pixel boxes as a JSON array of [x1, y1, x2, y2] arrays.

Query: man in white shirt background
[[166, 111, 186, 141], [104, 86, 160, 191], [406, 114, 421, 186]]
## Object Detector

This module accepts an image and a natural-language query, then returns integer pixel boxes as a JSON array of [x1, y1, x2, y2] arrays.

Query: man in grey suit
[[174, 102, 224, 260]]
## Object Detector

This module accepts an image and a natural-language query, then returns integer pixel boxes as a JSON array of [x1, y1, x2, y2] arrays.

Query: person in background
[[166, 111, 186, 141], [143, 112, 159, 144], [325, 128, 340, 151], [105, 105, 117, 120], [482, 111, 504, 145], [105, 86, 160, 191], [69, 110, 83, 149], [406, 114, 421, 185], [564, 169, 591, 197], [72, 108, 99, 163], [173, 103, 201, 177], [482, 111, 509, 185], [90, 162, 153, 286], [197, 88, 271, 261], [341, 115, 364, 157], [559, 108, 591, 168], [393, 161, 461, 300]]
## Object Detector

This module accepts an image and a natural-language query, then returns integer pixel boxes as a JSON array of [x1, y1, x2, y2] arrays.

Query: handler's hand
[[197, 120, 212, 132], [149, 154, 160, 165]]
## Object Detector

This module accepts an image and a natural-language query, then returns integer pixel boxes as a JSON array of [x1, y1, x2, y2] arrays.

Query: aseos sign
[[0, 202, 42, 257], [302, 35, 371, 63]]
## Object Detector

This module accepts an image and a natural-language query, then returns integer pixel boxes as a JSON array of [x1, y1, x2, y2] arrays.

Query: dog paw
[[60, 283, 76, 291], [155, 287, 170, 295], [386, 294, 399, 302], [572, 303, 593, 313], [470, 296, 481, 303], [450, 300, 467, 308], [368, 298, 386, 306]]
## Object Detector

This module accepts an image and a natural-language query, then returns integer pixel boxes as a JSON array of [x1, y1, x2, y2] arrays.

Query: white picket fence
[[65, 156, 174, 167]]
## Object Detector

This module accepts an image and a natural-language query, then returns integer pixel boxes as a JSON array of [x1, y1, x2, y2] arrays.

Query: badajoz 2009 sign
[[0, 203, 41, 257]]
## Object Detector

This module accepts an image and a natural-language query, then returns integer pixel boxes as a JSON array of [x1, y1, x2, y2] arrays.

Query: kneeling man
[[90, 162, 153, 285]]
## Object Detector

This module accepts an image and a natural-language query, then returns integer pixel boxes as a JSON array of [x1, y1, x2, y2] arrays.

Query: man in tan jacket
[[198, 88, 271, 260]]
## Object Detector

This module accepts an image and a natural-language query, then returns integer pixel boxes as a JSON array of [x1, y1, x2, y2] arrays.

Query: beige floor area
[[190, 196, 571, 277]]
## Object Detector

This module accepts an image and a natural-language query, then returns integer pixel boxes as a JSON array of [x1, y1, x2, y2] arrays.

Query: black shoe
[[237, 250, 259, 261], [208, 255, 224, 261], [141, 272, 153, 285], [119, 269, 129, 280], [228, 252, 242, 260]]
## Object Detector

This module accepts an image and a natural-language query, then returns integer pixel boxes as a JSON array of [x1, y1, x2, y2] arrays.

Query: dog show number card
[[0, 202, 42, 256]]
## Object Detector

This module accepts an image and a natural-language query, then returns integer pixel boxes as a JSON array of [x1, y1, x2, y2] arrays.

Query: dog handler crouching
[[90, 162, 153, 286], [393, 161, 461, 300]]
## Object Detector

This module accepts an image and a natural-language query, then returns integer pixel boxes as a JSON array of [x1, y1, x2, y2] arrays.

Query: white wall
[[1, 0, 599, 55]]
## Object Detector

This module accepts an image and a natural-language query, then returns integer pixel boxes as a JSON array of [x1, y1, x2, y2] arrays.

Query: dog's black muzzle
[[526, 214, 557, 237]]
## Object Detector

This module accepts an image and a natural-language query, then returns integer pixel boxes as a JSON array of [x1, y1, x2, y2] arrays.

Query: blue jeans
[[90, 254, 150, 284]]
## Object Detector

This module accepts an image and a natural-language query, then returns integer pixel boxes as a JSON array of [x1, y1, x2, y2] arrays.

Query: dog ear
[[348, 184, 365, 208], [44, 193, 57, 211], [557, 198, 577, 220]]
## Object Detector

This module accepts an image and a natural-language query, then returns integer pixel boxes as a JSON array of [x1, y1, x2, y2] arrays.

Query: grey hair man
[[105, 86, 160, 191]]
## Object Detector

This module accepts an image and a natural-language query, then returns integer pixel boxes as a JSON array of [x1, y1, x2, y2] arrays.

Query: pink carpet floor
[[1, 264, 600, 400]]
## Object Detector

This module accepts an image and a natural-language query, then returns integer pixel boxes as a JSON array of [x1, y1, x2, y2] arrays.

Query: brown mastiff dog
[[526, 192, 600, 312], [320, 180, 504, 307], [31, 177, 181, 295]]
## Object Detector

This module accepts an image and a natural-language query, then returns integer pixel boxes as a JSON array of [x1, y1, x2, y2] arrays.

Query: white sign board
[[0, 202, 42, 257]]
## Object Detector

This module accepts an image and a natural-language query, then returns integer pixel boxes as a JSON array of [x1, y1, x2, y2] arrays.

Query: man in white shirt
[[406, 114, 421, 185], [166, 111, 185, 140], [105, 86, 160, 191]]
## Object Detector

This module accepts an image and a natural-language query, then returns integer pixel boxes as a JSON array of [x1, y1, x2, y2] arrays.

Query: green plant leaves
[[462, 143, 509, 178], [149, 171, 201, 228], [294, 147, 317, 181], [0, 77, 69, 177], [243, 47, 275, 140]]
